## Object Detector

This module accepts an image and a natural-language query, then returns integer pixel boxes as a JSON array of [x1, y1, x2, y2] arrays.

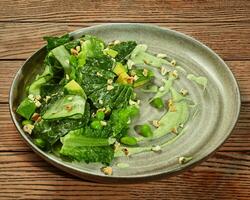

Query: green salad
[[16, 34, 207, 175]]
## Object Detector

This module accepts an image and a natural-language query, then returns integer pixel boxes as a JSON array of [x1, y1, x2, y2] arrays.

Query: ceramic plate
[[9, 23, 241, 182]]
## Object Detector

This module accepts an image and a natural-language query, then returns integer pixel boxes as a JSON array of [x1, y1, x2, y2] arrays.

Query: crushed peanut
[[180, 88, 188, 96], [23, 124, 34, 135], [101, 166, 113, 175], [156, 53, 167, 58], [65, 74, 70, 80], [178, 156, 193, 165], [31, 113, 40, 122], [107, 85, 114, 91], [76, 46, 81, 52], [126, 76, 134, 84], [34, 100, 41, 108], [113, 40, 120, 45], [98, 99, 104, 105], [170, 59, 176, 67], [171, 127, 178, 134], [159, 86, 165, 92], [133, 75, 139, 81], [160, 66, 168, 76], [172, 70, 179, 78], [96, 72, 103, 77], [70, 48, 78, 56], [28, 94, 35, 101], [168, 99, 176, 112], [35, 95, 41, 101], [142, 68, 148, 77], [44, 96, 51, 103], [151, 145, 161, 152], [107, 79, 113, 85], [122, 148, 129, 156], [152, 120, 160, 128], [114, 141, 121, 152]]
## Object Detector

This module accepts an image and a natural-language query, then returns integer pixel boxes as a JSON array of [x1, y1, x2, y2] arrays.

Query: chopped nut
[[142, 68, 148, 77], [152, 120, 160, 128], [98, 99, 104, 105], [107, 79, 113, 85], [129, 99, 137, 106], [180, 88, 188, 96], [159, 86, 165, 92], [100, 121, 107, 126], [126, 76, 134, 84], [156, 53, 167, 58], [152, 145, 161, 152], [130, 70, 136, 76], [23, 124, 34, 135], [35, 95, 41, 101], [170, 59, 176, 67], [172, 70, 179, 78], [133, 75, 139, 81], [31, 113, 40, 122], [70, 48, 78, 56], [107, 85, 114, 91], [113, 40, 120, 45], [65, 74, 70, 80], [178, 156, 193, 165], [76, 46, 81, 52], [160, 66, 168, 76], [101, 166, 113, 175], [168, 99, 176, 112], [114, 141, 121, 152], [28, 94, 35, 101], [44, 96, 51, 103], [122, 148, 129, 156], [34, 100, 41, 108], [96, 72, 103, 77], [171, 127, 178, 134], [65, 104, 72, 112]]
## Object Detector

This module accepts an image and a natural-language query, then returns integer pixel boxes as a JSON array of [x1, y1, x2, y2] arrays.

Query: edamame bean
[[150, 97, 164, 109], [120, 136, 137, 146], [91, 120, 103, 130], [135, 124, 153, 137]]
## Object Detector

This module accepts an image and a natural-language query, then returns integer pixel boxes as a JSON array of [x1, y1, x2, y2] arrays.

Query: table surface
[[0, 0, 250, 199]]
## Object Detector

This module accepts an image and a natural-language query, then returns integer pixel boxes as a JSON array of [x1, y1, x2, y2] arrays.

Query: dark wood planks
[[0, 22, 250, 60], [0, 151, 249, 199], [0, 0, 249, 23], [1, 60, 250, 103]]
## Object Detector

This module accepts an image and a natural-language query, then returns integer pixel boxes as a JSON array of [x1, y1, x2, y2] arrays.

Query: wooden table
[[0, 1, 250, 199]]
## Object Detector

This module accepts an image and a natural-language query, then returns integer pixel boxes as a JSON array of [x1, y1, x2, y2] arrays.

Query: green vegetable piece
[[120, 136, 137, 146], [42, 95, 86, 120], [51, 45, 71, 76], [43, 34, 71, 51], [113, 62, 127, 76], [187, 74, 208, 90], [16, 98, 36, 119], [91, 120, 103, 130], [64, 80, 86, 98], [96, 111, 105, 120], [111, 41, 137, 63], [135, 124, 153, 137], [34, 138, 46, 149], [132, 68, 154, 88], [22, 120, 33, 126], [103, 48, 118, 58], [150, 97, 164, 109]]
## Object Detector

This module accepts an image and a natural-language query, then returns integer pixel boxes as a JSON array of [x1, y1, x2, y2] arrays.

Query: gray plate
[[9, 23, 241, 183]]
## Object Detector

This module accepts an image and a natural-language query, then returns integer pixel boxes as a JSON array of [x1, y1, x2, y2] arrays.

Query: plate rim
[[9, 23, 241, 182]]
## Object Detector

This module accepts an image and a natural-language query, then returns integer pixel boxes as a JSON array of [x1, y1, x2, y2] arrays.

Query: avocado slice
[[113, 62, 127, 76], [64, 80, 86, 98], [116, 72, 131, 84], [16, 98, 36, 119]]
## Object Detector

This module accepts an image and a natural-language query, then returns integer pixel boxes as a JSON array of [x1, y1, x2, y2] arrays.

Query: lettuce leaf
[[44, 34, 71, 51]]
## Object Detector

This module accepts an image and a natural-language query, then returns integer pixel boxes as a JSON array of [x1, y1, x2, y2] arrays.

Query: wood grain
[[1, 60, 250, 103], [0, 0, 249, 23], [1, 22, 250, 60], [0, 151, 249, 199]]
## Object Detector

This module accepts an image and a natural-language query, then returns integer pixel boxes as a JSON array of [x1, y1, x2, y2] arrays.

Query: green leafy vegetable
[[44, 34, 71, 51]]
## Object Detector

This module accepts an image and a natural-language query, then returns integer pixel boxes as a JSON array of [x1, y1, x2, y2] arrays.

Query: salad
[[16, 34, 207, 175]]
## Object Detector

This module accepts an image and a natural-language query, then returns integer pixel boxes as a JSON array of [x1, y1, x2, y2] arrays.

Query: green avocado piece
[[16, 98, 36, 119], [64, 80, 86, 98], [113, 62, 127, 76]]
